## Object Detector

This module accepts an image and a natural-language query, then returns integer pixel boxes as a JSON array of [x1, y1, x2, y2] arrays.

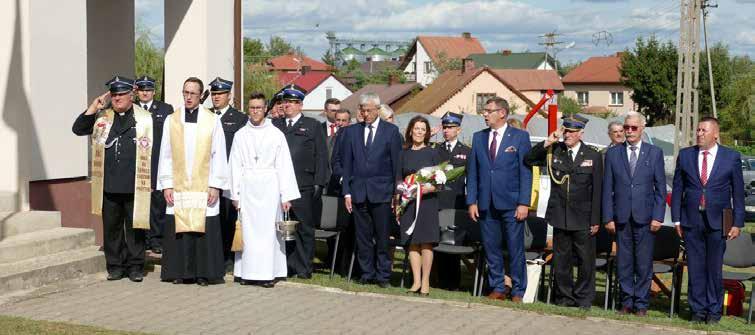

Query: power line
[[539, 31, 564, 70], [702, 0, 718, 118]]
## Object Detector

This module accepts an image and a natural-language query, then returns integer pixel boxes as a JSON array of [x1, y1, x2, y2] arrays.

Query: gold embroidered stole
[[90, 105, 153, 229], [170, 107, 215, 233]]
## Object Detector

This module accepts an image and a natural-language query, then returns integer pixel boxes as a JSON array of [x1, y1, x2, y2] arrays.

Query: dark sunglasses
[[623, 125, 639, 131]]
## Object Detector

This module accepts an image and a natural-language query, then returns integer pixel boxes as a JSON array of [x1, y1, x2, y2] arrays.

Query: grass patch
[[744, 222, 755, 235], [305, 247, 754, 334], [0, 315, 148, 335]]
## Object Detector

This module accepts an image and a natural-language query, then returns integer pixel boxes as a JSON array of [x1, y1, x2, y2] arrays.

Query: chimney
[[461, 32, 471, 39], [461, 58, 475, 74], [301, 65, 311, 75], [501, 49, 512, 56]]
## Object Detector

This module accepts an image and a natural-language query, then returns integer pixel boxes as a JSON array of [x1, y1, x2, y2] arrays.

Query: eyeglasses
[[182, 90, 200, 97], [623, 125, 640, 131], [481, 108, 502, 115]]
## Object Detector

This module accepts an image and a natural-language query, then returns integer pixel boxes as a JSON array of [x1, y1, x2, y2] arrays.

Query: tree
[[619, 36, 678, 126], [134, 23, 165, 100], [698, 43, 734, 118], [557, 95, 582, 116], [321, 49, 337, 68], [243, 38, 266, 64], [718, 55, 754, 145], [558, 61, 580, 77], [243, 64, 280, 111], [267, 36, 294, 57], [434, 52, 462, 74]]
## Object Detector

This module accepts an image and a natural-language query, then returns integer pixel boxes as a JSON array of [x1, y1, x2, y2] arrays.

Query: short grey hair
[[624, 111, 646, 126], [359, 92, 380, 106], [379, 104, 394, 119], [607, 121, 623, 132]]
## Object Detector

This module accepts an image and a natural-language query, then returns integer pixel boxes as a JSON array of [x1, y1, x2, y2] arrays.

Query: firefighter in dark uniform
[[207, 77, 247, 269], [273, 85, 330, 279], [524, 114, 603, 309], [72, 76, 146, 282], [134, 75, 173, 254]]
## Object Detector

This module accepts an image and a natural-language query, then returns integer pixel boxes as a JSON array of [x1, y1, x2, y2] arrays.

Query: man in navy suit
[[603, 112, 666, 316], [671, 117, 744, 324], [341, 93, 403, 288], [467, 97, 532, 302]]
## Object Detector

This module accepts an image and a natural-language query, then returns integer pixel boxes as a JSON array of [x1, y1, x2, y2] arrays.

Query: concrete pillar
[[86, 0, 135, 103], [164, 0, 235, 108]]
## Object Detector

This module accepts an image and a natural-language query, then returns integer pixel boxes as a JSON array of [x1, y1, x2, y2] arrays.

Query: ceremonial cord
[[546, 146, 570, 196]]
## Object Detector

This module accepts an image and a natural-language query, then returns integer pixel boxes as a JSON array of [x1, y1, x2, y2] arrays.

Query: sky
[[136, 0, 754, 65]]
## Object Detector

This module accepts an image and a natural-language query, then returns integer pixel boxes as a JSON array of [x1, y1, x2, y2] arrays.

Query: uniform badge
[[454, 154, 467, 160], [224, 122, 235, 125], [138, 136, 151, 149], [581, 160, 593, 167], [299, 128, 306, 132]]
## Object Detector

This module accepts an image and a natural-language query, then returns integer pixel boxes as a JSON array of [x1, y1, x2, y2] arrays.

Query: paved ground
[[0, 273, 709, 335]]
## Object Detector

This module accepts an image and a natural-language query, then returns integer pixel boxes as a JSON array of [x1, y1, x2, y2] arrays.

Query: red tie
[[700, 150, 709, 208], [489, 131, 498, 162], [329, 124, 337, 137]]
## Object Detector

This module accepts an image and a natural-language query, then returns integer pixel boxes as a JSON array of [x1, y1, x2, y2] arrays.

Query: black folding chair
[[432, 209, 483, 296], [722, 233, 754, 324], [651, 225, 682, 318], [314, 196, 340, 279]]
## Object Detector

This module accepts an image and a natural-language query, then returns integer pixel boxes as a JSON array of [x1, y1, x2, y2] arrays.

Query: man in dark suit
[[273, 85, 330, 279], [467, 97, 532, 302], [135, 76, 173, 254], [208, 77, 247, 268], [671, 117, 744, 324], [524, 114, 603, 308], [437, 112, 471, 209], [341, 92, 403, 288], [326, 108, 355, 275], [72, 76, 146, 282], [602, 112, 666, 316]]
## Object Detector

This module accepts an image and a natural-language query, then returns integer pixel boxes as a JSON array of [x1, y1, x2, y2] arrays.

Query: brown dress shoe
[[487, 291, 507, 300], [617, 307, 633, 315], [634, 309, 648, 317], [511, 296, 523, 303]]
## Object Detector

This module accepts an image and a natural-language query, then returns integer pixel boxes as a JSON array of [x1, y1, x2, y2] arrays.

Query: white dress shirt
[[140, 100, 153, 111], [325, 120, 338, 137], [363, 117, 380, 146], [674, 143, 719, 226], [487, 124, 507, 157], [215, 105, 230, 117], [626, 140, 642, 161], [285, 113, 302, 127], [445, 139, 458, 152]]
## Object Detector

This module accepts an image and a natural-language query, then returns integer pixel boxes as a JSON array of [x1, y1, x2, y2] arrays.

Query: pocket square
[[504, 146, 517, 153]]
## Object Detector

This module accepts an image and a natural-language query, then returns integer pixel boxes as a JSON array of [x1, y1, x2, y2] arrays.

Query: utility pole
[[674, 0, 702, 158], [539, 31, 563, 70], [702, 0, 718, 119]]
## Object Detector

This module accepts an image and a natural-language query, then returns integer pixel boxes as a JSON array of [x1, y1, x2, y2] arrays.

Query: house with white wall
[[400, 33, 486, 86]]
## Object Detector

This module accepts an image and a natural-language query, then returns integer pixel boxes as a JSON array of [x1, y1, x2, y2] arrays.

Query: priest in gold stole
[[72, 76, 152, 283], [157, 77, 230, 286]]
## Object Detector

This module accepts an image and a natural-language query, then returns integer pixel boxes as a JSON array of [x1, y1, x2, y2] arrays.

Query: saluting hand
[[86, 91, 110, 115], [544, 127, 563, 147]]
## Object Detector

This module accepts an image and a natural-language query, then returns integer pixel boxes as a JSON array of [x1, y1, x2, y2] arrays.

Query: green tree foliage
[[619, 36, 678, 126], [243, 64, 280, 111], [321, 49, 337, 67], [558, 61, 580, 78], [718, 56, 754, 145], [134, 23, 164, 100], [434, 52, 463, 74], [558, 95, 582, 116], [699, 43, 734, 117], [243, 36, 298, 65]]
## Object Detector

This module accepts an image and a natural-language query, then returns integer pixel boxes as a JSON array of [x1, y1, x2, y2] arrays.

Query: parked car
[[742, 156, 755, 188]]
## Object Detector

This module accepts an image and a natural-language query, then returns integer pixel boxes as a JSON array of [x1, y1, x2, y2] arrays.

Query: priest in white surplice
[[157, 77, 230, 286], [230, 93, 300, 288]]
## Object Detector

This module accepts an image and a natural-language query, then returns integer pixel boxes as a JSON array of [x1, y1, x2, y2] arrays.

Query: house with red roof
[[277, 71, 352, 112], [267, 53, 331, 73], [562, 53, 636, 115], [400, 33, 486, 86]]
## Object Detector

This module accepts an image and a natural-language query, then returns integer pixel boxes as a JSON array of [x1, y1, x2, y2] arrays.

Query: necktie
[[700, 150, 709, 209], [287, 119, 293, 129], [366, 125, 374, 149], [489, 131, 498, 162], [142, 104, 148, 110], [446, 143, 452, 152], [330, 124, 337, 137], [215, 109, 221, 115], [629, 146, 638, 176], [568, 149, 574, 163]]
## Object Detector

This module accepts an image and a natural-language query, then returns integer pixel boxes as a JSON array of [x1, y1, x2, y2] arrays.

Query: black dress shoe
[[239, 279, 253, 286], [259, 281, 275, 288], [128, 272, 143, 282], [355, 278, 373, 285], [151, 246, 162, 254], [705, 315, 720, 324], [107, 272, 124, 281], [197, 278, 209, 286], [377, 281, 390, 289], [172, 279, 184, 284], [690, 314, 706, 323], [297, 273, 312, 279], [234, 276, 242, 283]]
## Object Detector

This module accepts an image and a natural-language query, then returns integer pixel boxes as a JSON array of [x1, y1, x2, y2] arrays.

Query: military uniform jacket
[[273, 116, 330, 189], [218, 106, 247, 158], [437, 141, 471, 196], [146, 100, 173, 189], [72, 108, 138, 194], [524, 141, 603, 231]]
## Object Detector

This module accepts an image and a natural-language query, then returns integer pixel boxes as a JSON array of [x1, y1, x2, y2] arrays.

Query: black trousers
[[147, 190, 167, 249], [552, 227, 596, 308], [161, 215, 225, 282], [287, 188, 317, 276], [219, 197, 238, 262], [353, 201, 392, 283], [102, 192, 145, 275]]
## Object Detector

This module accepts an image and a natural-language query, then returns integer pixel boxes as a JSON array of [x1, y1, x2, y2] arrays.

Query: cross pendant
[[254, 156, 259, 163]]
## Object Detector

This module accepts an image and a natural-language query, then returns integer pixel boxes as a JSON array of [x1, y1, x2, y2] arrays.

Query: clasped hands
[[163, 187, 221, 207]]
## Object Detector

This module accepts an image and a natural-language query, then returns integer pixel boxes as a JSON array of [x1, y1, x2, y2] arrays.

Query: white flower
[[419, 168, 432, 178], [434, 170, 447, 184], [444, 164, 454, 171]]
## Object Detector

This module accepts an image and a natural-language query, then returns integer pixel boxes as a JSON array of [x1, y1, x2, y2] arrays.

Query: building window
[[610, 91, 624, 106], [424, 61, 433, 73], [577, 91, 589, 105], [326, 87, 333, 100], [476, 93, 496, 114]]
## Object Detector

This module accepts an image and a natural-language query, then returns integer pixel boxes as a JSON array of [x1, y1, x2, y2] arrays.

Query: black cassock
[[161, 215, 225, 282]]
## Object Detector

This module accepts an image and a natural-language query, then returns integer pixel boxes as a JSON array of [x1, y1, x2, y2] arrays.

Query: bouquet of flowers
[[395, 161, 465, 234]]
